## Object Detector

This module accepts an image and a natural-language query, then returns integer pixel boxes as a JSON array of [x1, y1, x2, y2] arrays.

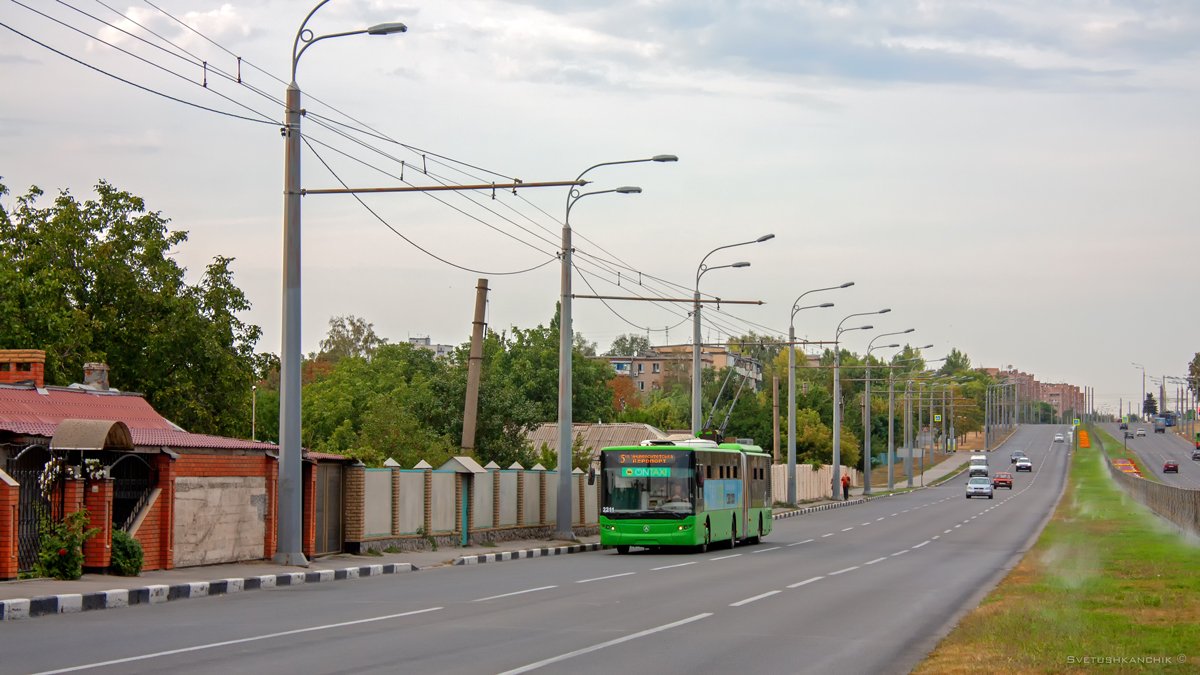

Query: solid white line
[[710, 554, 742, 560], [828, 566, 860, 576], [730, 590, 781, 607], [495, 613, 712, 675], [912, 541, 930, 549], [751, 547, 781, 553], [842, 527, 854, 531], [892, 550, 908, 556], [822, 533, 835, 537], [475, 586, 558, 602], [576, 572, 635, 584], [788, 576, 824, 588], [651, 562, 697, 571], [865, 557, 887, 565], [787, 539, 814, 547], [24, 607, 443, 675]]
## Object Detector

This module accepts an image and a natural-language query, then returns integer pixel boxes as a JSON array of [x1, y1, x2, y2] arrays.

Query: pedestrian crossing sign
[[1073, 419, 1080, 425], [934, 414, 942, 422]]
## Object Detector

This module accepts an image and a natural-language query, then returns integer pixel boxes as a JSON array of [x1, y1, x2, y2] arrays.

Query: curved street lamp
[[860, 330, 911, 495], [276, 1, 408, 567], [830, 309, 889, 499], [691, 234, 774, 435], [556, 155, 675, 541]]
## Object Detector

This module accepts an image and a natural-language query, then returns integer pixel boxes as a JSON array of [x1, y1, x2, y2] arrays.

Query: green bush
[[110, 529, 144, 576], [34, 510, 100, 580]]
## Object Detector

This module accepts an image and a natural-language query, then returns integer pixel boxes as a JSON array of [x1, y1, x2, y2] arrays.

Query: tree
[[939, 348, 972, 375], [1144, 393, 1158, 417], [606, 333, 651, 356], [1188, 353, 1200, 398], [318, 315, 386, 363], [607, 375, 642, 412], [0, 180, 261, 438]]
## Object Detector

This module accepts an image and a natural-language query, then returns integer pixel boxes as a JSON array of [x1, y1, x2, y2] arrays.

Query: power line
[[301, 135, 558, 276], [0, 21, 276, 126]]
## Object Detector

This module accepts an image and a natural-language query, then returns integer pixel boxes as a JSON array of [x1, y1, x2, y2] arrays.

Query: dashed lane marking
[[576, 573, 634, 584], [787, 539, 814, 547], [865, 557, 887, 565], [709, 554, 742, 561], [829, 566, 860, 576], [752, 547, 781, 554], [730, 590, 781, 607], [788, 576, 824, 588], [475, 586, 557, 602], [651, 562, 697, 571]]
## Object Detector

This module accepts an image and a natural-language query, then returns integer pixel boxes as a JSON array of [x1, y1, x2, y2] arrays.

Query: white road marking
[[730, 590, 782, 607], [476, 586, 558, 602], [912, 541, 930, 549], [829, 566, 860, 575], [495, 613, 712, 674], [23, 607, 443, 675], [865, 557, 887, 565], [932, 535, 940, 540], [892, 513, 898, 516], [955, 524, 962, 528], [892, 550, 908, 556], [788, 576, 824, 588], [752, 547, 781, 554], [822, 533, 835, 537], [787, 539, 814, 547], [842, 527, 854, 531], [651, 562, 697, 571], [862, 522, 872, 526], [944, 529, 952, 534], [576, 572, 635, 584], [709, 554, 742, 560]]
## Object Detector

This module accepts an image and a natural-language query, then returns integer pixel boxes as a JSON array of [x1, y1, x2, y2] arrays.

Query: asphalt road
[[1103, 423, 1200, 489], [0, 425, 1072, 675]]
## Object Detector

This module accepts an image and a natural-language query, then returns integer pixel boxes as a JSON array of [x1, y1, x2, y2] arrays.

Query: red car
[[1164, 461, 1180, 474], [992, 472, 1014, 489]]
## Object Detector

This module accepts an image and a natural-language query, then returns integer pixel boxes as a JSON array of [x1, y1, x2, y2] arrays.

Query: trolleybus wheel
[[697, 522, 711, 553], [616, 545, 630, 555], [729, 521, 737, 549]]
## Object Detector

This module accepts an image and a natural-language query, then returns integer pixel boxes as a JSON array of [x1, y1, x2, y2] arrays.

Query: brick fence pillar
[[493, 470, 500, 530], [577, 472, 586, 527], [539, 470, 546, 525], [154, 453, 176, 570], [516, 469, 524, 526], [82, 479, 113, 571], [343, 465, 365, 548], [0, 469, 17, 581], [454, 474, 463, 538], [302, 461, 316, 560], [423, 469, 432, 536]]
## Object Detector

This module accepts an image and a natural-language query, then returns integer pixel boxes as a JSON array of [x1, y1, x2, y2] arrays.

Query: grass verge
[[911, 433, 1200, 674], [1096, 427, 1163, 484]]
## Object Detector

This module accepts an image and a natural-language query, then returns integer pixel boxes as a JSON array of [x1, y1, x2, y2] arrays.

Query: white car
[[1054, 434, 1064, 443], [1136, 429, 1147, 437], [966, 477, 994, 499], [1015, 457, 1033, 472]]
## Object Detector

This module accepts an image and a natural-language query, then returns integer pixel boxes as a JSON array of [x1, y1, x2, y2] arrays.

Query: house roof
[[0, 384, 274, 451], [526, 422, 669, 457]]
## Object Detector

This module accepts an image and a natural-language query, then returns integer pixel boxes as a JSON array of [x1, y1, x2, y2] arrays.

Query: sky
[[2, 0, 1199, 415]]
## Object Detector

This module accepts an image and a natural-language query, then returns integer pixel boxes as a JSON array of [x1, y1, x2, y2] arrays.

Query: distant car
[[966, 477, 994, 499], [1192, 450, 1200, 461], [1015, 457, 1033, 472], [992, 472, 1013, 489], [1124, 431, 1135, 439], [1010, 451, 1025, 464], [1164, 461, 1179, 473], [1054, 434, 1065, 443], [1119, 422, 1128, 430], [1136, 429, 1147, 437], [968, 455, 989, 477]]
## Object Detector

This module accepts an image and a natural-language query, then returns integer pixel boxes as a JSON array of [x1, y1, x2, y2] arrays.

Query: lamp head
[[756, 234, 775, 243], [902, 328, 915, 333], [887, 343, 900, 349], [921, 344, 933, 349], [367, 22, 408, 35], [615, 186, 642, 194], [878, 308, 891, 314], [652, 154, 678, 162], [731, 261, 751, 268], [819, 302, 834, 308], [860, 325, 873, 331], [840, 282, 854, 288]]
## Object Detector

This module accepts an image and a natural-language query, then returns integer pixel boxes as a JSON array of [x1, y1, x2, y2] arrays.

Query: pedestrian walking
[[841, 473, 850, 501]]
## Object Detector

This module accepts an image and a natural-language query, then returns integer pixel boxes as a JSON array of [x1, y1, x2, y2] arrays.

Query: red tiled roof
[[0, 385, 274, 451], [305, 452, 347, 461]]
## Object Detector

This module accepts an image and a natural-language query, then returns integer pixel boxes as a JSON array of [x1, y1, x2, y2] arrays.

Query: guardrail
[[1095, 425, 1200, 538]]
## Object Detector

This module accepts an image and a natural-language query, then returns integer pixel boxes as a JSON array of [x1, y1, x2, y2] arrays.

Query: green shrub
[[34, 510, 100, 580], [110, 529, 144, 576]]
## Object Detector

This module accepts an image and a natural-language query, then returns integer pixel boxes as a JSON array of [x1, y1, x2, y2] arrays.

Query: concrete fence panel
[[473, 473, 494, 530], [363, 469, 393, 538], [430, 471, 457, 533], [396, 471, 424, 535], [523, 472, 541, 524], [544, 472, 558, 527], [498, 472, 519, 526], [173, 476, 266, 567]]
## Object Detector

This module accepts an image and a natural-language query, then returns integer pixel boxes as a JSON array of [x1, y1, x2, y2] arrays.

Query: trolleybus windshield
[[600, 449, 694, 518]]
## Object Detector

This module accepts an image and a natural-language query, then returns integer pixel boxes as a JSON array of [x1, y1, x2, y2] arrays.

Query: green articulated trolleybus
[[598, 438, 772, 554]]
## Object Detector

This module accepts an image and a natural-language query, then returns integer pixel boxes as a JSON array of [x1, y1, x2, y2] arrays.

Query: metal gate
[[315, 463, 343, 555], [109, 454, 154, 531], [6, 445, 51, 573]]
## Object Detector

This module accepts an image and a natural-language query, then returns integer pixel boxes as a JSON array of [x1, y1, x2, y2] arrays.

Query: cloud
[[0, 53, 40, 65]]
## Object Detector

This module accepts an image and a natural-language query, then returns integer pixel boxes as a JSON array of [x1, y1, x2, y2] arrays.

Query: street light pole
[[276, 3, 407, 567], [862, 330, 911, 495], [557, 156, 675, 540], [692, 235, 774, 435], [831, 309, 888, 499], [786, 284, 849, 504], [1134, 363, 1146, 421]]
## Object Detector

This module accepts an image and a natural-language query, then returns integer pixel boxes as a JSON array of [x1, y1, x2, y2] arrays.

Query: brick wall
[[134, 454, 176, 571], [343, 465, 365, 544], [0, 349, 45, 387], [302, 461, 316, 559], [82, 479, 113, 570], [0, 470, 17, 581]]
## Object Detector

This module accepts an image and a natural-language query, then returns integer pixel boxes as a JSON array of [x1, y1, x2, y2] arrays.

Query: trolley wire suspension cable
[[301, 136, 557, 276], [0, 21, 276, 126]]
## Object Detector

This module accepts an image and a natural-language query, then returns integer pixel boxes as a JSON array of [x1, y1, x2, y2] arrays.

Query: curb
[[453, 542, 606, 565], [0, 563, 414, 621], [772, 489, 918, 520]]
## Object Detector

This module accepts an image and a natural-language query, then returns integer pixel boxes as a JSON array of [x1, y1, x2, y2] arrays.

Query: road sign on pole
[[934, 414, 942, 422], [1073, 418, 1081, 425]]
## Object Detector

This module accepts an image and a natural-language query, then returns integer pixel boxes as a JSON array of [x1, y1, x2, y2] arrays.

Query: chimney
[[83, 362, 110, 390], [0, 350, 45, 387]]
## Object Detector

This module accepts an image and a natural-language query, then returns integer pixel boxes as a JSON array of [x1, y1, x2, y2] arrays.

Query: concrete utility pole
[[558, 156, 675, 540], [461, 279, 489, 455], [787, 285, 846, 503], [275, 3, 408, 567], [772, 376, 780, 463], [862, 331, 909, 495], [692, 235, 773, 435]]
